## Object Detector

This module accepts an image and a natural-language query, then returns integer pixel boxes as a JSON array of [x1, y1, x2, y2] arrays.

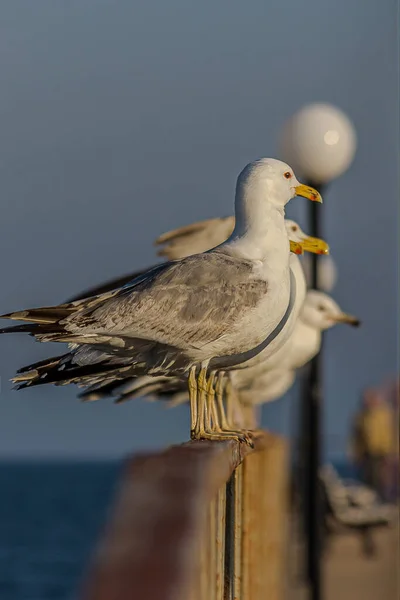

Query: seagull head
[[301, 290, 361, 330], [285, 219, 330, 256], [236, 158, 323, 208]]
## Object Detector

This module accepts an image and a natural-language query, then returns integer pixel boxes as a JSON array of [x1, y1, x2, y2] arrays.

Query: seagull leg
[[215, 375, 244, 431], [241, 403, 261, 430], [216, 372, 231, 430], [211, 373, 223, 431], [193, 365, 208, 438], [225, 382, 262, 433], [191, 368, 253, 447], [206, 371, 216, 431], [211, 400, 221, 431], [189, 365, 198, 437], [219, 377, 255, 447], [225, 378, 235, 427], [212, 375, 233, 433], [204, 372, 253, 447], [226, 379, 246, 429]]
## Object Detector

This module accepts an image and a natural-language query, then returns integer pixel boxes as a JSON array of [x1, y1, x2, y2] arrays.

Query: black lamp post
[[302, 187, 325, 597], [280, 103, 357, 600]]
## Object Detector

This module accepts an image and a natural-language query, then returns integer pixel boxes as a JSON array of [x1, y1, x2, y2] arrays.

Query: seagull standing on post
[[0, 158, 322, 444]]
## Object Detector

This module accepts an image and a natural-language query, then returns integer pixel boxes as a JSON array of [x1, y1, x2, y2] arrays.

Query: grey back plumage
[[65, 250, 268, 352]]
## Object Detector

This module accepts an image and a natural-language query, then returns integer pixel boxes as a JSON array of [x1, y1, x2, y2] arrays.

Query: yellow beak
[[289, 241, 304, 255], [332, 313, 361, 327], [300, 236, 330, 255], [294, 184, 323, 203]]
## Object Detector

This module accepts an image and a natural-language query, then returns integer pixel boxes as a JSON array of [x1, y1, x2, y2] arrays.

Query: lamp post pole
[[302, 184, 325, 599], [280, 103, 356, 600]]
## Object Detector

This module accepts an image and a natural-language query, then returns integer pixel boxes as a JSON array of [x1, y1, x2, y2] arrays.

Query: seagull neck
[[227, 198, 288, 261]]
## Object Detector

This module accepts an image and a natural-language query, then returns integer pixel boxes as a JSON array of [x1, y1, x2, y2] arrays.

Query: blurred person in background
[[351, 387, 396, 501], [384, 377, 399, 502]]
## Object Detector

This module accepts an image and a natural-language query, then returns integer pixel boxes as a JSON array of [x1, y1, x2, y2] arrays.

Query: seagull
[[0, 158, 322, 444], [228, 290, 361, 409], [75, 218, 329, 438]]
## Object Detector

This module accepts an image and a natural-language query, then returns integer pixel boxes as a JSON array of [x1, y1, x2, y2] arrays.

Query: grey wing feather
[[155, 216, 235, 259], [65, 251, 267, 350]]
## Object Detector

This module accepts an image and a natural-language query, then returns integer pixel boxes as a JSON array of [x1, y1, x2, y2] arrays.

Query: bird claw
[[236, 431, 255, 448], [191, 428, 255, 448]]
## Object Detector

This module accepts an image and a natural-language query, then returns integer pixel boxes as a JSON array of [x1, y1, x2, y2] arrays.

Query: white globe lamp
[[280, 103, 357, 184]]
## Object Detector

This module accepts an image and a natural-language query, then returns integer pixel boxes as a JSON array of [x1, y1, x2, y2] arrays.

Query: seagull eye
[[291, 225, 297, 232], [318, 305, 325, 311], [284, 171, 292, 180]]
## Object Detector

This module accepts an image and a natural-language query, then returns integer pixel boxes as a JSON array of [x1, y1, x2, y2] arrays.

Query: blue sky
[[0, 0, 398, 459]]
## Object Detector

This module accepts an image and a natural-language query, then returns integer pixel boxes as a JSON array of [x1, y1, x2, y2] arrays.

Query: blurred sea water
[[0, 462, 120, 600]]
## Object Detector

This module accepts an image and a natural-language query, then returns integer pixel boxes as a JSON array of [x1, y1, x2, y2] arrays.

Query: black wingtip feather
[[0, 324, 39, 335]]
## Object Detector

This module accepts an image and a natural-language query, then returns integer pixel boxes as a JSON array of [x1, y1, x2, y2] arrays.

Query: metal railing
[[81, 432, 288, 600]]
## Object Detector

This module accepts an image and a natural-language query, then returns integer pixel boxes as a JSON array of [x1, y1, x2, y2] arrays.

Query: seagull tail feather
[[78, 375, 153, 402], [114, 376, 186, 404], [11, 355, 132, 391], [0, 305, 76, 325], [11, 353, 73, 390], [78, 375, 185, 404], [0, 323, 41, 335]]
